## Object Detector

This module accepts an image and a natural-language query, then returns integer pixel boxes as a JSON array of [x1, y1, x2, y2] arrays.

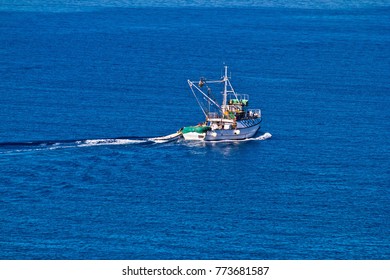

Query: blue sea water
[[0, 1, 389, 259]]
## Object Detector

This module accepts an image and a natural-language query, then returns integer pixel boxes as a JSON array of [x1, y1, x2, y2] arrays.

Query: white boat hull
[[182, 119, 261, 141], [205, 121, 261, 141], [182, 131, 206, 140]]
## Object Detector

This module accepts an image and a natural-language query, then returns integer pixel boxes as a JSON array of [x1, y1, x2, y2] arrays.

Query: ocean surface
[[0, 1, 389, 259]]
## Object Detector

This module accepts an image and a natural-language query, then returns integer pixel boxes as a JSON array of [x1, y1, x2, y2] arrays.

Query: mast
[[222, 65, 228, 114]]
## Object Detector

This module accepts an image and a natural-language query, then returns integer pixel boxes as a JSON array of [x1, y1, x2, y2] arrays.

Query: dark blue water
[[1, 2, 389, 259]]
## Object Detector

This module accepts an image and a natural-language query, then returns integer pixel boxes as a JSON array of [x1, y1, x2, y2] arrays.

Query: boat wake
[[76, 138, 147, 147], [0, 133, 181, 154], [0, 132, 271, 154], [0, 137, 149, 153]]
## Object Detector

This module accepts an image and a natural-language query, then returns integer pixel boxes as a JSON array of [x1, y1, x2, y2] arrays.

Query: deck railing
[[207, 109, 261, 120], [228, 94, 249, 106]]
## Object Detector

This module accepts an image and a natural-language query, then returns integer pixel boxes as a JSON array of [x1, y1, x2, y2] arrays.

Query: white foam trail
[[0, 137, 152, 155], [78, 138, 146, 147], [0, 146, 66, 155]]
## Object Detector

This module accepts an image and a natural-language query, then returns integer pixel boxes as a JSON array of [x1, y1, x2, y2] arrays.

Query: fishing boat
[[182, 66, 262, 141]]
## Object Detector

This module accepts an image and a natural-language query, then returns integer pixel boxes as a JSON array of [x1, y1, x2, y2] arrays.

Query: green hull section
[[182, 126, 211, 134]]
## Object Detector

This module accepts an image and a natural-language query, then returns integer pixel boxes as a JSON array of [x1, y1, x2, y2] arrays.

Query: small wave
[[253, 132, 272, 141]]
